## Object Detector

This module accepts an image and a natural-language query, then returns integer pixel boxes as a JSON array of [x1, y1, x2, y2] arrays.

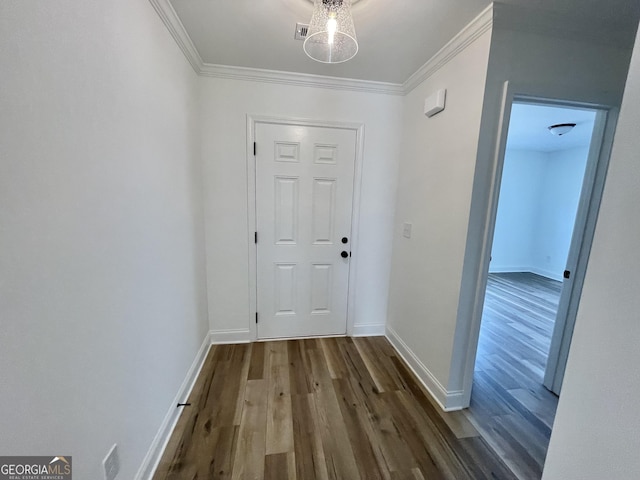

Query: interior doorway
[[486, 102, 597, 391], [466, 100, 610, 478]]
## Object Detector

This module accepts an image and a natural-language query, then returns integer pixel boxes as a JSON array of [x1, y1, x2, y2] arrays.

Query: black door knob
[[342, 237, 348, 244], [341, 251, 349, 258]]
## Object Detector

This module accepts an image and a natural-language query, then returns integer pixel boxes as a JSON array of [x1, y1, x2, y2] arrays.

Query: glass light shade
[[304, 0, 358, 64], [548, 123, 576, 136]]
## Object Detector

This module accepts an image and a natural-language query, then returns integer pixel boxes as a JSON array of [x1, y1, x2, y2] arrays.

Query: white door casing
[[451, 81, 620, 410], [253, 120, 360, 339], [543, 108, 617, 394]]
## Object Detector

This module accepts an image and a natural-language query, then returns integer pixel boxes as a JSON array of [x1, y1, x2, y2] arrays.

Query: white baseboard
[[489, 265, 563, 282], [385, 325, 464, 412], [488, 265, 530, 273], [134, 333, 211, 480], [529, 266, 563, 282], [210, 328, 252, 344], [351, 323, 386, 337]]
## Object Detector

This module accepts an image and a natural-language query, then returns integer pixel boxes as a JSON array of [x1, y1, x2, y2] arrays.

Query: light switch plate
[[402, 222, 412, 239]]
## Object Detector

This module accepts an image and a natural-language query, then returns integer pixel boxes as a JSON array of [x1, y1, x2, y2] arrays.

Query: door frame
[[543, 105, 618, 393], [452, 81, 619, 408], [246, 115, 365, 341]]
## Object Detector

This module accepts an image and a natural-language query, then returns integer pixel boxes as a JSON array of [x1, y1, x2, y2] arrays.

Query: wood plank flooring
[[153, 273, 561, 480], [154, 336, 516, 480], [465, 272, 562, 480]]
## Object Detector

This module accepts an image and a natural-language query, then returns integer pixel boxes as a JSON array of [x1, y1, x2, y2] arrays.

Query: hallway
[[154, 337, 515, 480]]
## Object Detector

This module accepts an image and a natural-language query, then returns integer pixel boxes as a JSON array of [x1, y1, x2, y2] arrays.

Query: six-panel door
[[255, 123, 357, 338]]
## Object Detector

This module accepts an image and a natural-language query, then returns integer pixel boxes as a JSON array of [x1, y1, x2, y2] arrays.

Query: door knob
[[341, 251, 349, 258]]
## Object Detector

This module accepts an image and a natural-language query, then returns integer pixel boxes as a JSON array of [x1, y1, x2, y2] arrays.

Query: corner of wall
[[385, 325, 465, 411]]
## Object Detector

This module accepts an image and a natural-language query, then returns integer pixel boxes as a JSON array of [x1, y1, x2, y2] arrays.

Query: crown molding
[[149, 0, 204, 72], [148, 0, 403, 95], [149, 0, 492, 96], [199, 63, 405, 95], [402, 4, 494, 95]]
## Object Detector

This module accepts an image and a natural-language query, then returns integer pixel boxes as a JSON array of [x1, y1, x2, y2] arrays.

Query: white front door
[[255, 122, 357, 339]]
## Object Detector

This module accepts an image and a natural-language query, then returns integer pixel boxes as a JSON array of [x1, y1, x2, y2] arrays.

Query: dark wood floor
[[153, 272, 561, 480], [154, 336, 516, 480], [466, 272, 562, 480]]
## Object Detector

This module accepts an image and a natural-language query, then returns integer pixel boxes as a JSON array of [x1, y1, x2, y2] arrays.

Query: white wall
[[490, 146, 590, 280], [386, 28, 492, 407], [542, 25, 640, 480], [200, 79, 403, 337], [450, 7, 634, 405], [490, 149, 546, 272], [0, 1, 208, 478], [532, 146, 590, 278]]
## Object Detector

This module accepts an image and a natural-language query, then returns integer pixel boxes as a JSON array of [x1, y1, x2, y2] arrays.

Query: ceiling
[[168, 0, 640, 84], [506, 103, 597, 153]]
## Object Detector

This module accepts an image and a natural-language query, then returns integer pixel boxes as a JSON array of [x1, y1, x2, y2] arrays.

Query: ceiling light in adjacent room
[[303, 0, 358, 64], [548, 123, 576, 136]]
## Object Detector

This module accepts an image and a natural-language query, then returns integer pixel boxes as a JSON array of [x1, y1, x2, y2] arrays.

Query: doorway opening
[[467, 100, 608, 479]]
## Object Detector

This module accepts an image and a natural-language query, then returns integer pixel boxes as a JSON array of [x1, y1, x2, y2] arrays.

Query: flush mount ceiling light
[[303, 0, 358, 64], [548, 123, 576, 136]]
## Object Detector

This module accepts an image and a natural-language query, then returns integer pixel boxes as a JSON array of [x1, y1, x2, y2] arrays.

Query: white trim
[[385, 326, 464, 412], [402, 5, 494, 94], [529, 267, 563, 282], [488, 265, 564, 281], [134, 333, 211, 480], [148, 0, 204, 72], [247, 115, 365, 342], [346, 122, 365, 337], [247, 117, 258, 343], [543, 107, 619, 393], [258, 334, 347, 342], [149, 0, 493, 96], [488, 265, 531, 274], [148, 0, 402, 95], [351, 323, 386, 337], [200, 64, 404, 96], [453, 82, 622, 409], [246, 118, 258, 343], [210, 328, 252, 344]]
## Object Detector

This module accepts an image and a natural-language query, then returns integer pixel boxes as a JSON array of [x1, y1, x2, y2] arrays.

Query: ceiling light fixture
[[548, 123, 576, 136], [303, 0, 358, 64]]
